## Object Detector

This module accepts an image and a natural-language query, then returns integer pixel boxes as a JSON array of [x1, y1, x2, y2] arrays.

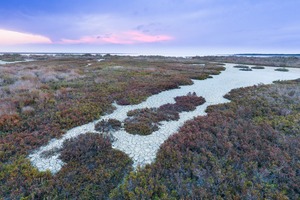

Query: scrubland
[[0, 54, 299, 199], [111, 79, 300, 199], [0, 54, 224, 199]]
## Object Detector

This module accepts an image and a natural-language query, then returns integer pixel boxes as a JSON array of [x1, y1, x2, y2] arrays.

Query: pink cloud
[[60, 31, 173, 44], [126, 31, 173, 43], [0, 29, 52, 45]]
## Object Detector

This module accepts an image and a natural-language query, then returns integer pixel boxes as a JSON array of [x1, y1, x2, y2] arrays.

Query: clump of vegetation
[[124, 92, 205, 135], [95, 118, 122, 132], [124, 116, 160, 135], [173, 92, 206, 111], [275, 67, 289, 72], [234, 65, 249, 69], [0, 75, 16, 86], [55, 132, 133, 199], [0, 133, 133, 199], [60, 132, 112, 161], [251, 66, 265, 69], [111, 79, 300, 199], [53, 133, 132, 199], [0, 113, 21, 133], [192, 74, 210, 80], [125, 107, 179, 135]]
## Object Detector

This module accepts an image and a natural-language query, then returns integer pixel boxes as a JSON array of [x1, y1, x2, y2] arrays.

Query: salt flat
[[29, 63, 300, 173]]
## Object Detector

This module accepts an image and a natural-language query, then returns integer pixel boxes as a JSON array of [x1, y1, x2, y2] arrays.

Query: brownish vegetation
[[3, 54, 299, 199], [124, 93, 205, 135], [111, 79, 300, 199], [0, 133, 132, 199], [95, 118, 122, 132], [0, 54, 223, 199]]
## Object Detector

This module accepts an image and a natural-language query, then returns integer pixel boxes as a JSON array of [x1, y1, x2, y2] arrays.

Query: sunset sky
[[0, 0, 299, 56]]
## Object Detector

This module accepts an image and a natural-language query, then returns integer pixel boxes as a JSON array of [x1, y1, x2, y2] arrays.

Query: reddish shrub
[[95, 119, 122, 132], [0, 113, 21, 133], [55, 132, 133, 199], [124, 93, 205, 135], [124, 120, 159, 135], [113, 80, 300, 199], [60, 132, 112, 162], [173, 92, 206, 112]]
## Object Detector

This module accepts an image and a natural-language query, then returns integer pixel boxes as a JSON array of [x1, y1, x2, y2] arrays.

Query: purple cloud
[[0, 0, 299, 54]]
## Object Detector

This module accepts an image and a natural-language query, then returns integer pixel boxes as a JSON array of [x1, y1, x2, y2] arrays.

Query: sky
[[0, 0, 299, 56]]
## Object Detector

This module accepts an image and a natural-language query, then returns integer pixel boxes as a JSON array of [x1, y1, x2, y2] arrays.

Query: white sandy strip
[[28, 64, 300, 173]]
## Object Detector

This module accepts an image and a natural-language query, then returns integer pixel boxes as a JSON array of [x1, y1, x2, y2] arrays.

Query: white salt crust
[[28, 64, 300, 173]]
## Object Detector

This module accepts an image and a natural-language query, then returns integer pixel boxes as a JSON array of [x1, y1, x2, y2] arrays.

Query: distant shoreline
[[234, 53, 300, 57], [1, 52, 300, 58]]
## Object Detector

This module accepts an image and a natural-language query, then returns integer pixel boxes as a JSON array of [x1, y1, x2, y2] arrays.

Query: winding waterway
[[29, 63, 300, 173]]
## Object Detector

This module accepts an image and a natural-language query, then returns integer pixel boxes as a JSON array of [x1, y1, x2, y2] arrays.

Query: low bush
[[251, 66, 265, 69], [60, 132, 113, 162], [95, 118, 122, 132], [275, 68, 289, 72], [173, 92, 206, 112], [112, 79, 300, 199], [0, 113, 21, 133], [124, 120, 159, 135], [55, 133, 133, 199], [124, 93, 205, 135]]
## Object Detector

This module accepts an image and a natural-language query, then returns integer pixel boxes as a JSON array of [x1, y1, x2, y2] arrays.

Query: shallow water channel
[[29, 63, 300, 173]]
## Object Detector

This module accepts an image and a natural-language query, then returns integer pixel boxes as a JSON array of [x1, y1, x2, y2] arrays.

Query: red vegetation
[[95, 118, 122, 132], [173, 92, 206, 112], [0, 133, 132, 199], [112, 79, 300, 199], [55, 133, 133, 199], [0, 56, 224, 199], [0, 113, 21, 133], [124, 93, 205, 135], [60, 132, 112, 162]]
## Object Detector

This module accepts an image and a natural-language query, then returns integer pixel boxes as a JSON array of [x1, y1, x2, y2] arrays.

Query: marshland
[[1, 54, 300, 199]]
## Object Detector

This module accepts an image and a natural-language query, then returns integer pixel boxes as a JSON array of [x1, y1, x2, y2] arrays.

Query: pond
[[29, 63, 300, 173]]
